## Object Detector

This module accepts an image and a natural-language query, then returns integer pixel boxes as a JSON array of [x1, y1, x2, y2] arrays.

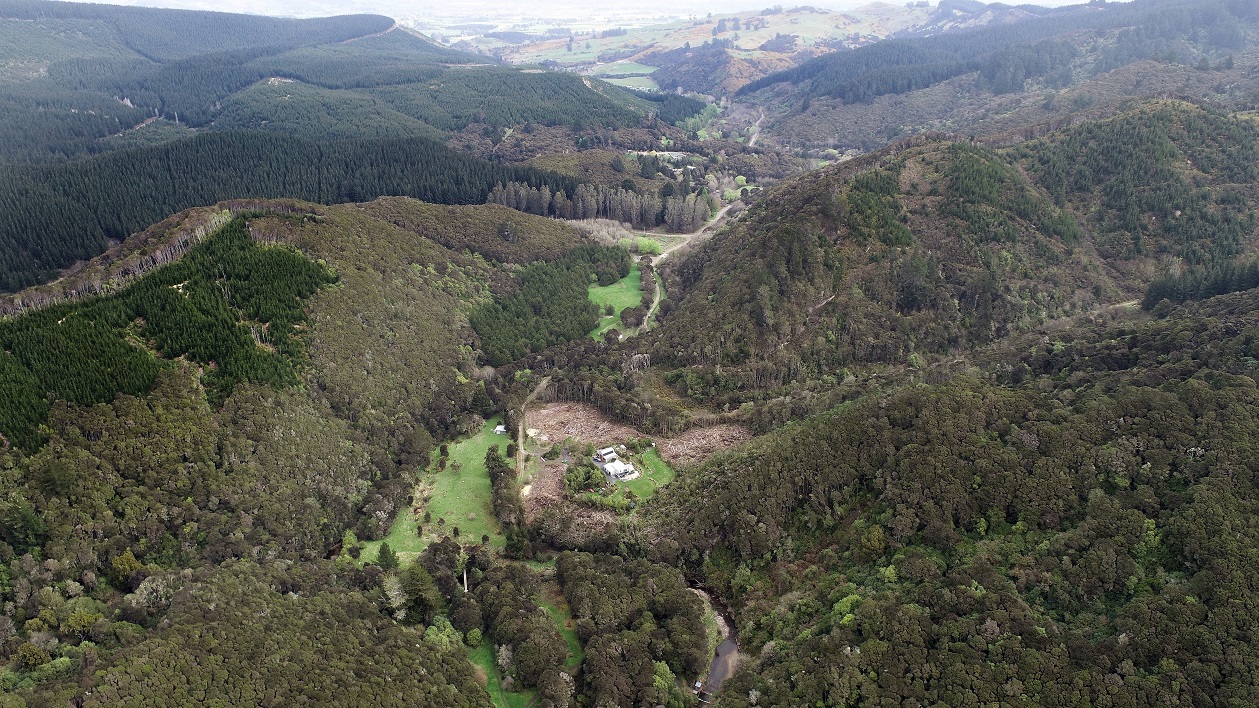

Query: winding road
[[637, 203, 736, 334]]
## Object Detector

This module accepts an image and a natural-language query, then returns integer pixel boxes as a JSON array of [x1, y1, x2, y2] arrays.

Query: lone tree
[[377, 542, 400, 571]]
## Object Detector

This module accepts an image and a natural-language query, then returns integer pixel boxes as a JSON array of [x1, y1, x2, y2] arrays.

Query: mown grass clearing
[[608, 447, 676, 505], [540, 592, 584, 671], [469, 642, 536, 708], [646, 234, 688, 252], [362, 417, 508, 565], [588, 263, 643, 341]]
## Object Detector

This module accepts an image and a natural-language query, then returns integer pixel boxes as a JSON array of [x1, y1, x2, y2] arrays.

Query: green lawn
[[361, 417, 509, 565], [588, 264, 643, 341], [596, 447, 677, 511], [469, 643, 536, 708], [616, 447, 676, 503]]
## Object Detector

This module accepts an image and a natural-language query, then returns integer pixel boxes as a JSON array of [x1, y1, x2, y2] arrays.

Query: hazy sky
[[83, 0, 1097, 20]]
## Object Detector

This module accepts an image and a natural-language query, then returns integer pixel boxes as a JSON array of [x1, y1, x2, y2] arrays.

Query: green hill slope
[[644, 286, 1259, 704], [0, 197, 605, 704], [643, 102, 1258, 414]]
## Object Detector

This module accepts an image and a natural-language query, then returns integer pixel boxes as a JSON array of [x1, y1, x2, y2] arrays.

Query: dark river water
[[693, 589, 741, 697], [705, 635, 740, 691]]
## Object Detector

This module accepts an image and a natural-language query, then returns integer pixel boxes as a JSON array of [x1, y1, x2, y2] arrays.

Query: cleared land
[[522, 402, 750, 519], [589, 60, 657, 76], [604, 76, 659, 91], [588, 263, 643, 341], [362, 417, 509, 564], [527, 402, 749, 467]]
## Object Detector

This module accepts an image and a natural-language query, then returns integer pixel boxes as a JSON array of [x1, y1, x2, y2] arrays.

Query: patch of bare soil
[[521, 403, 751, 522], [657, 425, 750, 468], [524, 458, 568, 522], [527, 402, 750, 468], [522, 457, 622, 537]]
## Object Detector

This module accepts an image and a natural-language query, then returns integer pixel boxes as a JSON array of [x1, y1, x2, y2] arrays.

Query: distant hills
[[736, 0, 1259, 153], [491, 1, 1054, 96], [0, 0, 706, 293]]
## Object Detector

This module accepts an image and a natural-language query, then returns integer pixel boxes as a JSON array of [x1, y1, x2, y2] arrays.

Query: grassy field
[[361, 417, 509, 564], [645, 234, 688, 252], [604, 76, 659, 91], [502, 7, 907, 66], [589, 60, 657, 76], [469, 643, 536, 708], [618, 447, 676, 502], [588, 263, 643, 341], [540, 594, 584, 671]]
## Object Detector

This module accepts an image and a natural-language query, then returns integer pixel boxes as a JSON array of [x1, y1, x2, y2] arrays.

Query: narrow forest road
[[341, 21, 398, 43], [518, 375, 552, 475], [748, 108, 766, 148], [637, 203, 736, 334]]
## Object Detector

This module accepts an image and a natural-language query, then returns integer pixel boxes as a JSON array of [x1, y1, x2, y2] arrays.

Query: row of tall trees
[[486, 181, 715, 232], [0, 132, 578, 293]]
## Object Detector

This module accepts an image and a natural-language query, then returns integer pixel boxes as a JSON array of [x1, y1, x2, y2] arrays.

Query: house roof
[[605, 460, 634, 475]]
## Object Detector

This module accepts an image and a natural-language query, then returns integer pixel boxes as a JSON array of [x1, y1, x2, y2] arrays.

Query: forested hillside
[[0, 1, 702, 294], [0, 131, 578, 293], [633, 102, 1258, 422], [0, 1, 664, 162], [0, 198, 603, 704], [741, 0, 1259, 153], [6, 1, 1259, 706], [642, 287, 1259, 705]]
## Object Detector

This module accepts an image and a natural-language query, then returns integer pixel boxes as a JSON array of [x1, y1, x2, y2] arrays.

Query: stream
[[691, 588, 741, 699]]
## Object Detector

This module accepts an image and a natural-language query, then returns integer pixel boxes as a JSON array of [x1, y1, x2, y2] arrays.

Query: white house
[[604, 460, 635, 479]]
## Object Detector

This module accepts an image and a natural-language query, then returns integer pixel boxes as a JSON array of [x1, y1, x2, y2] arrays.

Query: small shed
[[493, 424, 508, 435]]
